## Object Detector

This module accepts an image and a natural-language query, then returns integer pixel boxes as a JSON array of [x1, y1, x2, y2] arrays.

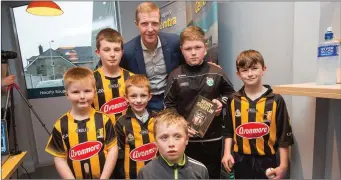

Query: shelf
[[272, 82, 341, 99]]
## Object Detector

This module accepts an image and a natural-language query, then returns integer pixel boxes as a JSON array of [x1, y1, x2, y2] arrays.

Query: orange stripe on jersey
[[87, 113, 101, 178], [255, 98, 266, 155], [269, 102, 277, 154], [241, 97, 251, 154], [131, 118, 144, 175], [67, 114, 82, 179]]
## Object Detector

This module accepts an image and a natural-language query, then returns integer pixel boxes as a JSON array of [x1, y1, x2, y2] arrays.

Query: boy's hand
[[212, 99, 222, 116], [221, 153, 234, 173], [188, 126, 198, 138], [267, 165, 287, 179]]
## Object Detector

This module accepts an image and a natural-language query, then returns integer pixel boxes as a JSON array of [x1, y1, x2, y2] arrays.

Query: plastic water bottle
[[316, 27, 340, 85]]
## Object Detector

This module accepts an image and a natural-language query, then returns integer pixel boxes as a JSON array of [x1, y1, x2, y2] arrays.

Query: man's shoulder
[[124, 35, 140, 51], [159, 32, 180, 46]]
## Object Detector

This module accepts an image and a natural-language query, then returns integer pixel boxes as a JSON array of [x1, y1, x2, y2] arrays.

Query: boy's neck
[[70, 107, 91, 120], [244, 83, 267, 101], [102, 66, 121, 78], [161, 154, 185, 165], [132, 108, 147, 118]]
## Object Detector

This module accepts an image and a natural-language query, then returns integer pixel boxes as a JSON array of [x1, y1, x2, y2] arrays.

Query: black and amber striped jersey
[[45, 108, 117, 179], [93, 67, 134, 122], [115, 107, 157, 179], [223, 85, 294, 156]]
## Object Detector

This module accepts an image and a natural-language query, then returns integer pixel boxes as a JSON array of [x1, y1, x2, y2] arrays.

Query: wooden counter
[[1, 151, 27, 179], [272, 82, 341, 99]]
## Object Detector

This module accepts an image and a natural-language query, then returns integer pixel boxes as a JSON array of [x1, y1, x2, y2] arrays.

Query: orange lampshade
[[26, 1, 63, 16]]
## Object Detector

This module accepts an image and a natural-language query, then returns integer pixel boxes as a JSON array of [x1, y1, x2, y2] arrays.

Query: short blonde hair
[[153, 109, 188, 137], [125, 75, 152, 94], [63, 67, 95, 91], [135, 2, 160, 23], [236, 49, 265, 72], [180, 26, 205, 46], [96, 28, 124, 50]]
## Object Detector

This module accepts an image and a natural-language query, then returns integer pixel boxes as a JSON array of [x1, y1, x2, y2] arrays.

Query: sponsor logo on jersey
[[236, 122, 269, 139], [235, 109, 241, 117], [247, 108, 257, 113], [75, 128, 88, 133], [206, 77, 214, 86], [108, 83, 120, 89], [69, 141, 103, 161], [130, 142, 158, 162], [100, 97, 128, 114]]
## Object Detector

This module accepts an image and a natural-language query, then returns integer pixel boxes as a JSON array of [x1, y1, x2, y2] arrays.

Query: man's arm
[[54, 157, 75, 179], [100, 145, 118, 179]]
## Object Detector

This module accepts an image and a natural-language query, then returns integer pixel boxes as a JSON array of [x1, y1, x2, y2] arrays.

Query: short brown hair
[[153, 109, 188, 137], [125, 74, 152, 95], [96, 28, 123, 50], [63, 67, 95, 91], [236, 50, 265, 71], [180, 26, 205, 46], [135, 2, 160, 23]]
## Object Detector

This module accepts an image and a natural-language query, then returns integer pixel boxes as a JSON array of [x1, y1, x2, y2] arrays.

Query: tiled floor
[[20, 165, 60, 179]]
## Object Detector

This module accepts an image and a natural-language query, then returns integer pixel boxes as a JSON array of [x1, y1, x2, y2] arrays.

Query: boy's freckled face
[[155, 123, 188, 164], [237, 63, 266, 86], [66, 81, 95, 110], [125, 86, 151, 115], [96, 40, 123, 68], [181, 40, 207, 66]]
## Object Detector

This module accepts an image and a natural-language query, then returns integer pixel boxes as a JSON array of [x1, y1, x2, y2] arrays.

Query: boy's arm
[[222, 101, 235, 171], [100, 144, 118, 179], [164, 71, 178, 109], [114, 118, 126, 155], [100, 117, 119, 179], [54, 157, 75, 179], [218, 71, 235, 106]]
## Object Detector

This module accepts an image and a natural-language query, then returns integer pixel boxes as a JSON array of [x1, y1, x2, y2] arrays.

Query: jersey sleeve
[[104, 116, 117, 149], [45, 123, 67, 158], [275, 95, 294, 147], [164, 70, 178, 109], [218, 71, 235, 106], [222, 97, 234, 138]]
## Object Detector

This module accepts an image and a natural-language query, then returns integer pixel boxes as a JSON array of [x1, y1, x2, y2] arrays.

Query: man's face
[[237, 63, 266, 86], [181, 40, 207, 66], [155, 123, 188, 164], [96, 40, 123, 69], [135, 11, 160, 49]]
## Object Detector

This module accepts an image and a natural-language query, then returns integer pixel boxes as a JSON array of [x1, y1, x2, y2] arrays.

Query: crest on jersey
[[206, 77, 214, 86]]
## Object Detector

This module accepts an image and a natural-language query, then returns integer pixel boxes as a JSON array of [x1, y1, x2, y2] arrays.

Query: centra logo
[[100, 97, 128, 114]]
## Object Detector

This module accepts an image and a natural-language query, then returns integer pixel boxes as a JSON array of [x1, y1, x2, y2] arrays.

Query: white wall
[[218, 1, 340, 179]]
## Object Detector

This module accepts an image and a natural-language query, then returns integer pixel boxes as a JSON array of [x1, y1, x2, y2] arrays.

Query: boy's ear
[[95, 49, 100, 57], [148, 93, 152, 101]]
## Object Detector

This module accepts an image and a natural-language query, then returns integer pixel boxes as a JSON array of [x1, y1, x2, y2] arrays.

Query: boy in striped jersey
[[93, 28, 134, 122], [45, 67, 118, 179], [222, 50, 294, 179], [115, 75, 157, 179], [137, 109, 209, 179]]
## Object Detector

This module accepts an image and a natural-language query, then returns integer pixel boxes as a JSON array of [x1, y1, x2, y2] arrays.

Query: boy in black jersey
[[45, 67, 118, 179], [164, 26, 235, 179], [115, 75, 156, 179], [222, 50, 294, 179]]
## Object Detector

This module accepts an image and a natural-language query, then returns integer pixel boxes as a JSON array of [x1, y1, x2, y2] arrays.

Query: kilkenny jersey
[[223, 85, 294, 156], [115, 107, 157, 179], [93, 67, 134, 122], [45, 108, 117, 179]]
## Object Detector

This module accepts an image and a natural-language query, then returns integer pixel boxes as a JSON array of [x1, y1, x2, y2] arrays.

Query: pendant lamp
[[26, 1, 63, 16]]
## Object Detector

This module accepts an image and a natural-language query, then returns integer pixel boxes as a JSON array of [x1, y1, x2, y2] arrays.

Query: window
[[13, 1, 119, 99]]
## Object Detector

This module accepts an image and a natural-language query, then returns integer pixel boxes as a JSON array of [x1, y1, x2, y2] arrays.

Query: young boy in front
[[45, 67, 118, 179], [93, 28, 134, 121], [222, 50, 294, 179], [164, 26, 235, 178], [137, 109, 209, 179], [115, 74, 157, 179]]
